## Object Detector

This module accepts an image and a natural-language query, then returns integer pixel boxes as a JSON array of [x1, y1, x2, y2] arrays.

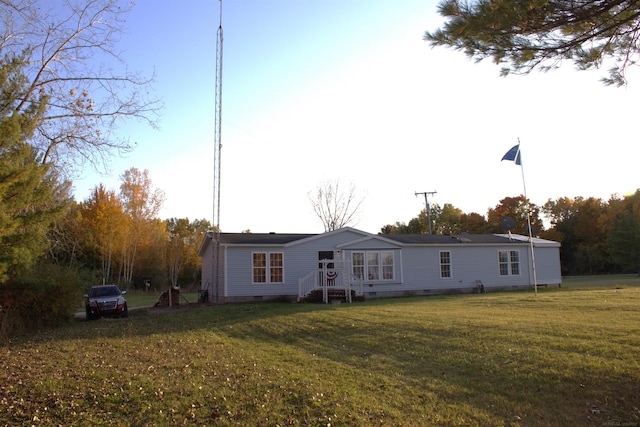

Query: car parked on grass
[[84, 285, 128, 320]]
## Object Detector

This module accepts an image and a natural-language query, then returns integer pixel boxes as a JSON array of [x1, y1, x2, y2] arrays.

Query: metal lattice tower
[[214, 0, 223, 232], [211, 0, 224, 303]]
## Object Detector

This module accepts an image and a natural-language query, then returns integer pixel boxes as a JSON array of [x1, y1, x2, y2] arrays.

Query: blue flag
[[501, 144, 521, 165]]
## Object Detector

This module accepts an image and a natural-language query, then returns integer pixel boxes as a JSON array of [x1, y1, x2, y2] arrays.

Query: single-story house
[[198, 227, 561, 303]]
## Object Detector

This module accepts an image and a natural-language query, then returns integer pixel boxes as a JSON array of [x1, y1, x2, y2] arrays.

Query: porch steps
[[327, 289, 348, 302]]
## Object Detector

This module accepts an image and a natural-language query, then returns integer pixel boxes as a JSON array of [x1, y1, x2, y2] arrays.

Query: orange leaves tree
[[118, 168, 165, 286]]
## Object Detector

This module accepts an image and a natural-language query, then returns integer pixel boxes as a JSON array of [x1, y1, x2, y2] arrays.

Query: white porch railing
[[297, 270, 317, 302], [297, 259, 364, 303]]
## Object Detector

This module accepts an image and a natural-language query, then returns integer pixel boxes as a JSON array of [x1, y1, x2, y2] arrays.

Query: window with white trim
[[352, 252, 365, 280], [498, 250, 520, 276], [252, 252, 284, 284], [510, 250, 520, 275], [382, 251, 394, 280], [440, 251, 451, 278], [352, 251, 395, 281]]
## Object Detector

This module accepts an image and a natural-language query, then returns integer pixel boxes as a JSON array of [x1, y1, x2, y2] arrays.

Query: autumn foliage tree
[[166, 218, 211, 288], [486, 195, 544, 235], [80, 185, 124, 283], [119, 168, 165, 285]]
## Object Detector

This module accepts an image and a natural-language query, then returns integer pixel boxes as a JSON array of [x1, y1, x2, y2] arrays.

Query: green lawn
[[4, 278, 640, 426]]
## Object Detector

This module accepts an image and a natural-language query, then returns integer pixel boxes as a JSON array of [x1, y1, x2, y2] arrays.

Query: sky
[[72, 0, 640, 234]]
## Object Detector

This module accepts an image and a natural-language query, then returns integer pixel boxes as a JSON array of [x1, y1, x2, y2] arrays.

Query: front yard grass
[[3, 283, 639, 426]]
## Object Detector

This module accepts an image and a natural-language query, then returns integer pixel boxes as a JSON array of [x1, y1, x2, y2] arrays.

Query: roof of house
[[205, 230, 544, 246], [382, 233, 521, 245], [208, 232, 316, 245]]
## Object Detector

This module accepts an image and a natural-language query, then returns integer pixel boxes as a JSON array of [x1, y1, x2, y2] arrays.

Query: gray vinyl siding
[[367, 245, 531, 294], [530, 246, 562, 285], [224, 229, 369, 298], [201, 228, 561, 300], [200, 240, 227, 297]]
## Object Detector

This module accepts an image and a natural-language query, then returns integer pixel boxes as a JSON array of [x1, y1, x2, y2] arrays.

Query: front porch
[[297, 259, 364, 303]]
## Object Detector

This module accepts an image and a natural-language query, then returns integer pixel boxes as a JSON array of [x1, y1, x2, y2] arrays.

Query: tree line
[[381, 192, 640, 276], [0, 0, 161, 334], [49, 169, 210, 291]]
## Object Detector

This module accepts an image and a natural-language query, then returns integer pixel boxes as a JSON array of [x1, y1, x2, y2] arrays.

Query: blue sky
[[72, 0, 640, 234]]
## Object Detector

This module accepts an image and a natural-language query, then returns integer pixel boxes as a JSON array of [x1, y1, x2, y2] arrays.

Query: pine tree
[[0, 54, 68, 283], [425, 0, 640, 86]]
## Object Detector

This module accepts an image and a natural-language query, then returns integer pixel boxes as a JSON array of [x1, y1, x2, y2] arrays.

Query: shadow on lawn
[[230, 305, 640, 425]]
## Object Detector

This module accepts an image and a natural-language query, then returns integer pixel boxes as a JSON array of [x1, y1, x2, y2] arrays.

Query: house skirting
[[215, 283, 557, 304]]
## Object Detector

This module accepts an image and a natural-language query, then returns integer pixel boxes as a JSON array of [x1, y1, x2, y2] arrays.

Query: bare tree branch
[[1, 0, 162, 178], [308, 179, 365, 232]]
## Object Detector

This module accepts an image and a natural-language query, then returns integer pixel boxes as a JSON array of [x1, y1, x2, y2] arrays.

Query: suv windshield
[[89, 286, 121, 298]]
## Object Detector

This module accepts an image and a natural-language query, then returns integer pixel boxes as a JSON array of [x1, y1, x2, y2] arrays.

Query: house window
[[382, 251, 394, 280], [510, 251, 520, 275], [498, 250, 520, 276], [367, 252, 379, 280], [352, 251, 395, 281], [270, 253, 284, 283], [352, 252, 365, 280], [253, 252, 284, 284], [440, 251, 451, 278]]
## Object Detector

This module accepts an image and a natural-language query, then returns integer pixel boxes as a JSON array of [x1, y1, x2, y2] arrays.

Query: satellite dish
[[500, 216, 516, 232]]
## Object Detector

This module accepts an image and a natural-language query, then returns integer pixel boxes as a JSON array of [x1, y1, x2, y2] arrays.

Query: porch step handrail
[[297, 270, 317, 302]]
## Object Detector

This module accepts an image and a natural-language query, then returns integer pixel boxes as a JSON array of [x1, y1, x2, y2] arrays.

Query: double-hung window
[[352, 251, 395, 281], [252, 252, 284, 284], [440, 251, 451, 278], [498, 250, 520, 276], [367, 252, 379, 280], [352, 252, 365, 280]]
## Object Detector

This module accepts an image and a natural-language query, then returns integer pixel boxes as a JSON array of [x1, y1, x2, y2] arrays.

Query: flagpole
[[516, 138, 538, 295]]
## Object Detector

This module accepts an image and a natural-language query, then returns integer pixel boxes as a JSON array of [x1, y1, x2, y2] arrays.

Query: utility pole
[[415, 191, 437, 234]]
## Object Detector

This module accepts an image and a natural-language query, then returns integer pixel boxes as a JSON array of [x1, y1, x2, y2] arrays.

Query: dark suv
[[84, 285, 128, 320]]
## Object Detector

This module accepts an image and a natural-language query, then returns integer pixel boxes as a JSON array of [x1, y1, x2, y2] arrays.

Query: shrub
[[0, 262, 83, 340]]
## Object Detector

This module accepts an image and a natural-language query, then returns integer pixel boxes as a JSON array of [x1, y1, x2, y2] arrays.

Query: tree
[[608, 213, 640, 273], [432, 203, 464, 234], [47, 201, 86, 269], [459, 212, 491, 233], [166, 218, 211, 288], [606, 190, 640, 273], [486, 195, 544, 235], [425, 0, 640, 86], [308, 180, 364, 232], [119, 168, 165, 285], [0, 53, 69, 283], [381, 204, 489, 235], [0, 0, 160, 176], [380, 218, 424, 234], [80, 185, 125, 282], [543, 196, 610, 274], [166, 218, 190, 289]]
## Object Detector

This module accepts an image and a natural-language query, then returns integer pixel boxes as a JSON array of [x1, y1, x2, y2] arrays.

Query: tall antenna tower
[[214, 0, 223, 231], [211, 0, 224, 303]]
